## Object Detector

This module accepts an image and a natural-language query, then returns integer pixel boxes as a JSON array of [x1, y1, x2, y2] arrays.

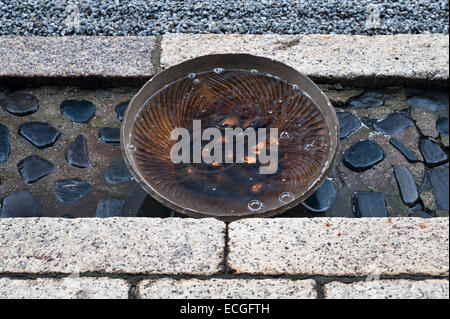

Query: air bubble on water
[[214, 68, 224, 74], [193, 79, 200, 84], [248, 200, 263, 212], [127, 144, 136, 151], [250, 69, 258, 74], [292, 84, 299, 90], [280, 131, 290, 140], [212, 187, 217, 191], [279, 192, 293, 203], [188, 73, 196, 79]]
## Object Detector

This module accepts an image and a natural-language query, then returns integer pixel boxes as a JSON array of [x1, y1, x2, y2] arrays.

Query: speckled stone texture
[[0, 218, 225, 275], [324, 279, 449, 299], [137, 278, 317, 299], [0, 36, 156, 78], [0, 277, 129, 299], [227, 218, 449, 276], [161, 34, 449, 84]]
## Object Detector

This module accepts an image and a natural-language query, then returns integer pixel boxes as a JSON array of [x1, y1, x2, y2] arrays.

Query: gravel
[[0, 0, 448, 36]]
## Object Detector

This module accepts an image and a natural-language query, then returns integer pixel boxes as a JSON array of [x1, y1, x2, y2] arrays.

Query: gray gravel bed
[[0, 0, 448, 36]]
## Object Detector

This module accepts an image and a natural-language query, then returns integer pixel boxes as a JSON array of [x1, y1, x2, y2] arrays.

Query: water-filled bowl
[[121, 54, 339, 220]]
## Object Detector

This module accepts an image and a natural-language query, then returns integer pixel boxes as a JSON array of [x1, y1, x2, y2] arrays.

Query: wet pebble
[[352, 191, 388, 217], [54, 178, 91, 204], [389, 138, 418, 163], [337, 111, 361, 139], [60, 99, 96, 123], [429, 164, 449, 212], [346, 92, 384, 108], [436, 117, 449, 137], [343, 140, 385, 172], [0, 124, 10, 163], [19, 121, 61, 149], [301, 179, 337, 212], [115, 101, 129, 121], [393, 165, 419, 207], [99, 127, 120, 145], [95, 198, 126, 217], [17, 155, 55, 184], [407, 89, 449, 111], [0, 93, 39, 116], [373, 112, 414, 135], [420, 139, 448, 167], [104, 157, 133, 185], [65, 134, 89, 168], [0, 190, 43, 218]]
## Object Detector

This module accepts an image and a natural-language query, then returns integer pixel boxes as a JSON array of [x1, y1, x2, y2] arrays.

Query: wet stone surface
[[393, 165, 419, 207], [96, 198, 126, 217], [0, 124, 10, 163], [343, 140, 385, 172], [420, 139, 448, 167], [301, 179, 337, 212], [104, 157, 133, 185], [337, 111, 361, 139], [0, 93, 39, 116], [17, 155, 55, 184], [0, 85, 448, 218], [115, 101, 129, 121], [374, 112, 414, 135], [65, 134, 90, 168], [389, 138, 418, 163], [437, 117, 449, 137], [60, 99, 96, 123], [352, 191, 388, 217], [99, 127, 120, 145], [54, 178, 92, 205], [19, 121, 61, 149], [346, 91, 384, 108], [0, 190, 43, 218]]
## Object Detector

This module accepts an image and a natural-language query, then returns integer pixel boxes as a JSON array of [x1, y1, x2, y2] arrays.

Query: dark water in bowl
[[128, 69, 331, 217]]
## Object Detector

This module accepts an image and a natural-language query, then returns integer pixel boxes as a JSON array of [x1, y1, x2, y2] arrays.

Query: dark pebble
[[343, 140, 385, 172], [0, 190, 43, 218], [430, 164, 449, 212], [420, 139, 448, 167], [65, 134, 89, 168], [0, 93, 39, 116], [346, 92, 384, 108], [19, 121, 61, 149], [17, 155, 55, 184], [99, 127, 120, 145], [0, 124, 10, 163], [436, 117, 449, 137], [373, 112, 414, 135], [337, 112, 361, 139], [301, 179, 337, 212], [115, 101, 129, 121], [389, 138, 418, 163], [54, 178, 91, 205], [60, 99, 96, 123], [95, 198, 126, 217], [407, 89, 449, 111], [393, 165, 419, 206], [352, 191, 388, 217], [104, 157, 133, 185]]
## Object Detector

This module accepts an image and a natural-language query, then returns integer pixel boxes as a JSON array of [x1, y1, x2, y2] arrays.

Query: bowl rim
[[121, 53, 339, 221]]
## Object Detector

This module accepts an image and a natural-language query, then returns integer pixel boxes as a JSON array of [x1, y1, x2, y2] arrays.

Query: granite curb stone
[[137, 278, 317, 299], [324, 279, 449, 299], [227, 218, 449, 276], [0, 218, 225, 275], [0, 277, 129, 299]]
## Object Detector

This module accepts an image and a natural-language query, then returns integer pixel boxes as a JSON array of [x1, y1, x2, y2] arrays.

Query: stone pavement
[[0, 217, 448, 299]]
